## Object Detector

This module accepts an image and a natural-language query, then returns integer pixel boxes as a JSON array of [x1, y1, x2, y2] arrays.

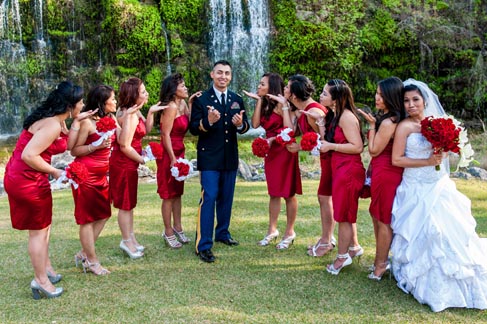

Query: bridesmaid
[[358, 77, 405, 280], [319, 79, 365, 275], [4, 81, 83, 299], [282, 74, 335, 255], [146, 73, 197, 248], [109, 78, 149, 259], [70, 85, 117, 275], [244, 72, 302, 249]]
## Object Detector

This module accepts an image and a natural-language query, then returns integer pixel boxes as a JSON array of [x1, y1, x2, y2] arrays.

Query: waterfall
[[208, 0, 270, 94], [0, 0, 28, 139], [161, 22, 172, 76]]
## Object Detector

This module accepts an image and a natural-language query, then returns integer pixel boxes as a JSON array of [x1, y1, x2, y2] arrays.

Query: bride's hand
[[429, 152, 443, 166]]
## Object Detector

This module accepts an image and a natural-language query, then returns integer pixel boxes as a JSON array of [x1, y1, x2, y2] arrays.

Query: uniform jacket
[[189, 87, 250, 171]]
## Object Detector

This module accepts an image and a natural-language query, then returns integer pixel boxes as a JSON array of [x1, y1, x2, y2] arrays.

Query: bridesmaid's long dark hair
[[261, 73, 285, 119], [375, 77, 405, 131], [83, 85, 114, 118], [23, 81, 83, 129], [156, 73, 185, 129]]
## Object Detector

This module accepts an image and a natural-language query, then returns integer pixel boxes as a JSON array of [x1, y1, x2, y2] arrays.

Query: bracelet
[[70, 126, 80, 131], [335, 144, 339, 152], [88, 144, 93, 153], [281, 106, 290, 111], [315, 119, 325, 127]]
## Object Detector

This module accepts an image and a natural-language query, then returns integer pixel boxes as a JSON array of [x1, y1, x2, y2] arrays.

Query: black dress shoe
[[197, 249, 215, 263], [216, 238, 239, 246]]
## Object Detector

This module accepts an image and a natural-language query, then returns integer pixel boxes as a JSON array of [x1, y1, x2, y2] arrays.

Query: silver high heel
[[130, 232, 145, 252], [119, 239, 144, 259], [47, 271, 62, 284], [173, 227, 191, 244], [348, 245, 364, 263], [162, 232, 183, 249], [30, 279, 63, 299], [326, 253, 353, 275], [368, 262, 391, 281], [276, 232, 296, 250], [82, 258, 110, 276], [257, 230, 279, 246], [74, 251, 86, 268]]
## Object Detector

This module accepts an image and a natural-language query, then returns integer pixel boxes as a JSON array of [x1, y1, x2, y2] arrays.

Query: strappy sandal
[[348, 245, 364, 263], [257, 230, 279, 246], [276, 233, 296, 250], [326, 253, 353, 275], [307, 240, 335, 257], [74, 251, 87, 268], [82, 259, 110, 276], [173, 227, 191, 244], [162, 232, 183, 249]]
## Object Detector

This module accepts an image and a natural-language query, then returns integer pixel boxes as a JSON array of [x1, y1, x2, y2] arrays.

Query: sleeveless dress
[[156, 114, 189, 199], [5, 130, 68, 230], [72, 132, 113, 225], [261, 112, 301, 198], [109, 117, 146, 210], [391, 133, 487, 312], [369, 139, 403, 224], [297, 102, 331, 196], [331, 126, 365, 223]]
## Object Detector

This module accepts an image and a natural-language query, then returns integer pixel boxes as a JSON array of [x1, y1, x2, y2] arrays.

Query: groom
[[189, 60, 250, 263]]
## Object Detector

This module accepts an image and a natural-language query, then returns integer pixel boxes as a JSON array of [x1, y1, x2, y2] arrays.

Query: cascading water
[[161, 22, 172, 76], [0, 0, 28, 139], [208, 0, 270, 96]]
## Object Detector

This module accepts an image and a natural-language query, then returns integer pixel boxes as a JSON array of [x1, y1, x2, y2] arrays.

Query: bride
[[390, 79, 487, 312]]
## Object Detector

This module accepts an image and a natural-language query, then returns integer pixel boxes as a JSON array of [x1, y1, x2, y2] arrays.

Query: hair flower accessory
[[171, 158, 193, 181], [300, 132, 322, 156], [56, 161, 89, 189], [91, 116, 117, 146], [275, 127, 296, 146], [251, 137, 270, 158], [143, 142, 163, 162]]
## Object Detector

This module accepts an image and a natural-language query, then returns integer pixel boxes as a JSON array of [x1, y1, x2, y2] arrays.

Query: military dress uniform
[[189, 87, 250, 255]]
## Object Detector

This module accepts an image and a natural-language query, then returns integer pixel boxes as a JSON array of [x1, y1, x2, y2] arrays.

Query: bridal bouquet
[[57, 161, 89, 189], [92, 116, 117, 146], [171, 158, 193, 181], [420, 115, 474, 170], [275, 127, 296, 146], [143, 142, 163, 162], [300, 132, 321, 156], [251, 137, 270, 158]]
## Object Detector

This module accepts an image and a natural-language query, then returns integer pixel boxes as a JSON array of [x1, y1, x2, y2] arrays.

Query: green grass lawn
[[0, 179, 486, 323]]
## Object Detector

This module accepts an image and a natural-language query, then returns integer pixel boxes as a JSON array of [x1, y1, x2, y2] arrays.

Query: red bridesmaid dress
[[5, 130, 67, 230]]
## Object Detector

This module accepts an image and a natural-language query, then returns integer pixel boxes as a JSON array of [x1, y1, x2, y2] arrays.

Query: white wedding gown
[[390, 133, 487, 312]]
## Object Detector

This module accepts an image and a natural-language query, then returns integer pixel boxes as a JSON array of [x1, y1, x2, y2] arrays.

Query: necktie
[[221, 93, 225, 105]]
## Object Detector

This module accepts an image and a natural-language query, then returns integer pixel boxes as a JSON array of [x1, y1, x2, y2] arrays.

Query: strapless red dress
[[5, 130, 67, 230], [156, 114, 189, 199], [261, 112, 301, 197], [369, 139, 403, 224], [109, 117, 146, 210], [331, 126, 365, 223], [72, 132, 113, 225]]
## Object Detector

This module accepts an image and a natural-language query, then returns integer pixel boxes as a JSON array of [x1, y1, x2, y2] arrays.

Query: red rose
[[251, 137, 270, 158], [96, 116, 117, 133], [300, 132, 319, 151], [66, 161, 89, 185], [149, 142, 163, 159], [275, 128, 296, 146], [174, 161, 190, 177]]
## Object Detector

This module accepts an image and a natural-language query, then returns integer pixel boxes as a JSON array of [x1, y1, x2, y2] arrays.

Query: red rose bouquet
[[251, 137, 270, 158], [171, 158, 193, 181], [92, 116, 117, 146], [56, 161, 89, 189], [300, 132, 321, 156], [143, 142, 163, 162], [420, 116, 461, 170], [275, 127, 296, 146]]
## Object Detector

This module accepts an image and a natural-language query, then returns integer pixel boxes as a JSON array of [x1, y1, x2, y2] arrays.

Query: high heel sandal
[[74, 251, 86, 268], [307, 239, 335, 257], [47, 271, 62, 284], [119, 239, 144, 259], [368, 262, 391, 281], [173, 227, 191, 244], [326, 253, 353, 275], [82, 258, 110, 276], [257, 230, 279, 246], [162, 232, 183, 249], [30, 279, 63, 300], [348, 245, 364, 263], [130, 232, 145, 252], [276, 232, 296, 250]]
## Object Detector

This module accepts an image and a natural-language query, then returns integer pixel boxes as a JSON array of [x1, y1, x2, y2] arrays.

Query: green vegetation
[[0, 179, 486, 323]]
